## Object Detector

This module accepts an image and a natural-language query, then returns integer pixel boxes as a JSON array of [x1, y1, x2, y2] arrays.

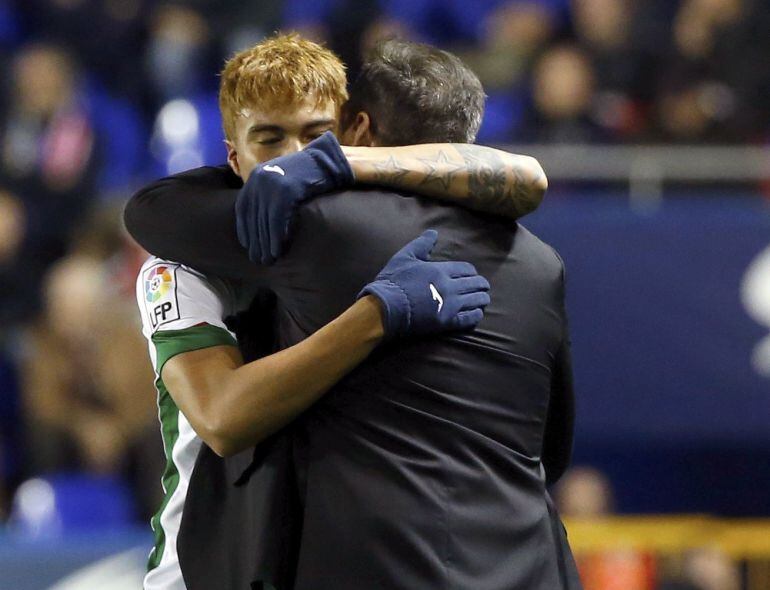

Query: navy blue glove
[[235, 131, 354, 265], [358, 230, 491, 339]]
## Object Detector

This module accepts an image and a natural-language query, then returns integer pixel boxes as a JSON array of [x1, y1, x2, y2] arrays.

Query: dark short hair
[[341, 39, 485, 145]]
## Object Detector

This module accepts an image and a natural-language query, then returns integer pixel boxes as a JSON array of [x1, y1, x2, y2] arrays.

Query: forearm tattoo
[[372, 155, 411, 186], [416, 150, 465, 191], [455, 145, 540, 219], [367, 146, 542, 220]]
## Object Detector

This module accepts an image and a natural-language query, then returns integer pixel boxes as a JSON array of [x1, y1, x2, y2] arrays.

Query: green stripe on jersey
[[151, 324, 237, 375], [147, 379, 179, 571], [147, 323, 237, 572]]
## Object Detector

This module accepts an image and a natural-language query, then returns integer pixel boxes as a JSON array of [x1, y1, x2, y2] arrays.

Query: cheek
[[240, 161, 257, 180], [237, 147, 268, 179], [247, 144, 282, 166]]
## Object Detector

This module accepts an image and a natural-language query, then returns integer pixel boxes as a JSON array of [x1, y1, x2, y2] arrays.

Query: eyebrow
[[303, 118, 336, 129], [247, 119, 336, 135], [248, 124, 284, 135]]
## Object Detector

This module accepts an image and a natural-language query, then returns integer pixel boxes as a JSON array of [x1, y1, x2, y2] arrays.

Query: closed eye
[[304, 123, 335, 142]]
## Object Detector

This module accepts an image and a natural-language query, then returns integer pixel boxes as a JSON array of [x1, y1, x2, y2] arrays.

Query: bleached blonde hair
[[219, 33, 348, 141]]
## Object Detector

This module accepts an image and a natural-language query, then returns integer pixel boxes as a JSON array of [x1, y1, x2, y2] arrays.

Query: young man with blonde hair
[[128, 34, 567, 590]]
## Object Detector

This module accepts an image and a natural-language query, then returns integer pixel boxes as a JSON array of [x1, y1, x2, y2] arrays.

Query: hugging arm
[[163, 295, 385, 457], [124, 165, 253, 279], [343, 142, 547, 220], [160, 230, 490, 456], [124, 132, 546, 272]]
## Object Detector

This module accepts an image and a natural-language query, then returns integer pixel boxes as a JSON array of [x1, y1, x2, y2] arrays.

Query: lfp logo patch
[[145, 265, 174, 303], [143, 264, 180, 328]]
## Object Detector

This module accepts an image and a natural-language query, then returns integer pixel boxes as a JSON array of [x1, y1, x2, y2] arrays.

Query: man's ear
[[225, 140, 241, 177], [344, 111, 377, 147]]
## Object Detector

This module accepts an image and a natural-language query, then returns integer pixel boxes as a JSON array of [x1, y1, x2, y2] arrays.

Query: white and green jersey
[[135, 257, 242, 590]]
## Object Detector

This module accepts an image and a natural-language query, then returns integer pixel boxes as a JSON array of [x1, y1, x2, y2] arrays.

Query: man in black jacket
[[126, 39, 579, 590]]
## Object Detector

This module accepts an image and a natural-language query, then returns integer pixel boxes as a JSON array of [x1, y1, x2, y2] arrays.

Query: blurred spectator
[[15, 206, 161, 520], [521, 44, 605, 143], [19, 255, 153, 471], [22, 256, 116, 469], [654, 0, 770, 142], [557, 467, 656, 590], [570, 0, 650, 140], [556, 466, 614, 517], [658, 548, 741, 590], [19, 0, 151, 101], [681, 549, 740, 590], [463, 0, 567, 141], [0, 43, 98, 329], [144, 3, 211, 103], [2, 43, 96, 195], [13, 3, 151, 195]]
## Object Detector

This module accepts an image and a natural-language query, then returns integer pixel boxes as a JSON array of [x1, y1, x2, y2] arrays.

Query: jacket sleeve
[[123, 165, 256, 280], [542, 257, 575, 486]]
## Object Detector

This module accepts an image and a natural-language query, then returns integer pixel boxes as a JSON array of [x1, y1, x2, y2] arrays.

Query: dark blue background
[[526, 192, 770, 514]]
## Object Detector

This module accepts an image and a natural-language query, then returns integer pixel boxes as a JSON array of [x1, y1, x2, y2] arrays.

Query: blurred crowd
[[0, 0, 769, 549], [555, 468, 744, 590]]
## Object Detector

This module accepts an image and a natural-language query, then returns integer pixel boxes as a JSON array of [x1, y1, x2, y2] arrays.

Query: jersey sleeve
[[136, 257, 238, 375], [123, 166, 255, 280]]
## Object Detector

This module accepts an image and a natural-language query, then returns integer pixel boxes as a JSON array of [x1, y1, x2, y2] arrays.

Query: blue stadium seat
[[148, 91, 226, 178], [10, 474, 135, 537], [84, 80, 150, 194]]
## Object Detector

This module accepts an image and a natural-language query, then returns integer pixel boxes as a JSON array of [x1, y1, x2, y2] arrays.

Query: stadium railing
[[500, 144, 770, 205]]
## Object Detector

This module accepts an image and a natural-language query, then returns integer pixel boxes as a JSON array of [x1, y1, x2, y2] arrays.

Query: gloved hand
[[236, 131, 354, 265], [359, 230, 491, 339]]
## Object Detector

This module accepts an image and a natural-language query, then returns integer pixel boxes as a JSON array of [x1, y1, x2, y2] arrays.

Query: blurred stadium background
[[0, 0, 769, 588]]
